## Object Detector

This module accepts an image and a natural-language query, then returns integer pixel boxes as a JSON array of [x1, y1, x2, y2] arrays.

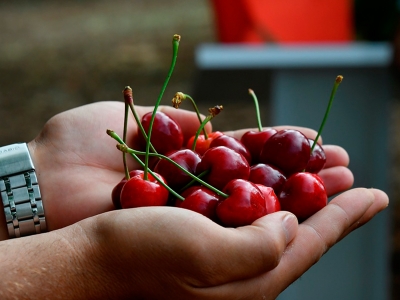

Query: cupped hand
[[73, 187, 387, 299]]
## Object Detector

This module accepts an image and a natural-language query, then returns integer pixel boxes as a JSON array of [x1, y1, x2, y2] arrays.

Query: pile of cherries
[[109, 35, 342, 227]]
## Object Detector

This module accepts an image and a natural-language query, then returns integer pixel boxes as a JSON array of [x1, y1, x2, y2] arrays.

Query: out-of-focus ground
[[0, 1, 399, 299]]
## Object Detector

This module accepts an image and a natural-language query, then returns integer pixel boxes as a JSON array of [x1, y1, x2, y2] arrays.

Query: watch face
[[0, 143, 34, 177]]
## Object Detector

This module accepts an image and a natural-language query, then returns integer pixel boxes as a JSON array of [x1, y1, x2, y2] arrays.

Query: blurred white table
[[195, 42, 393, 300]]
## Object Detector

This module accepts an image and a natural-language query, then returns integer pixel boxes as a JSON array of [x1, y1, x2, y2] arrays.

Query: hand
[[27, 101, 352, 231]]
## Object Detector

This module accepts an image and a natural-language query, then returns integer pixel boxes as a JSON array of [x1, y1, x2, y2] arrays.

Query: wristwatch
[[0, 143, 46, 238]]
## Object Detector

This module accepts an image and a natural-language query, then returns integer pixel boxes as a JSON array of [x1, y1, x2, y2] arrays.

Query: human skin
[[0, 101, 389, 299]]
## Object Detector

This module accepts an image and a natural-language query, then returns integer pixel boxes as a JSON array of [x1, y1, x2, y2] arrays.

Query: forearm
[[0, 218, 110, 300]]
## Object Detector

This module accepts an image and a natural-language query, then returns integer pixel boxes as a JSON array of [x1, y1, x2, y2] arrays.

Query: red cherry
[[153, 149, 201, 191], [175, 186, 219, 221], [138, 111, 183, 155], [120, 172, 169, 209], [216, 179, 267, 227], [279, 172, 327, 222], [255, 184, 281, 213], [196, 146, 250, 190], [186, 131, 223, 156], [209, 134, 252, 165], [259, 129, 311, 176], [305, 139, 326, 174], [249, 163, 286, 196], [111, 170, 144, 209], [240, 128, 277, 164]]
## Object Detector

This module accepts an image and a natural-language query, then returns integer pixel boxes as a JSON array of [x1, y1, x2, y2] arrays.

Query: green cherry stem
[[248, 88, 263, 132], [144, 34, 180, 180], [123, 86, 158, 154], [191, 105, 223, 151], [122, 89, 130, 180], [172, 92, 208, 139], [311, 75, 343, 152]]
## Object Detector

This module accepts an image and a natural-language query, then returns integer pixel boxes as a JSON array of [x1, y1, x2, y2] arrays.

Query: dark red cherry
[[111, 170, 144, 209], [120, 172, 169, 208], [175, 186, 219, 221], [209, 134, 252, 164], [279, 172, 327, 222], [196, 146, 250, 190], [259, 129, 310, 176], [248, 163, 286, 196], [138, 111, 183, 155], [240, 128, 277, 164], [305, 139, 326, 173], [216, 179, 267, 227], [153, 149, 201, 191]]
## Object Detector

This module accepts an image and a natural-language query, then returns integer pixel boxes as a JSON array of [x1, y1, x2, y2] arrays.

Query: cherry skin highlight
[[209, 134, 252, 165], [255, 184, 281, 214], [249, 163, 286, 196], [305, 138, 326, 174]]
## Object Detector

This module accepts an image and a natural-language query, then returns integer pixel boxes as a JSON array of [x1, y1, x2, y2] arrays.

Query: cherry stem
[[311, 75, 343, 152], [144, 34, 181, 180], [178, 169, 209, 193], [191, 105, 223, 151], [107, 129, 229, 198], [172, 92, 208, 139], [248, 89, 263, 132], [122, 89, 130, 180], [107, 129, 184, 201], [123, 86, 158, 154]]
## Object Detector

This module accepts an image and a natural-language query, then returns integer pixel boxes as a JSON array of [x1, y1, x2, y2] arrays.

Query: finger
[[322, 145, 350, 168], [224, 126, 321, 144], [198, 211, 298, 286], [318, 166, 354, 196]]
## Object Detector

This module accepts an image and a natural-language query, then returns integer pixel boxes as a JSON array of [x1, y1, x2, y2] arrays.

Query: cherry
[[248, 163, 286, 196], [196, 146, 250, 190], [187, 131, 223, 156], [120, 172, 169, 209], [153, 149, 201, 191], [279, 172, 327, 222], [111, 169, 144, 209], [138, 111, 184, 155], [305, 138, 326, 173], [240, 128, 277, 164], [209, 134, 252, 164], [255, 184, 281, 213], [259, 129, 311, 176], [216, 179, 267, 227], [175, 186, 219, 221]]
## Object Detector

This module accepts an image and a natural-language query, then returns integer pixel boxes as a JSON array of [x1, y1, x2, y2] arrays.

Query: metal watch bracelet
[[0, 143, 46, 238]]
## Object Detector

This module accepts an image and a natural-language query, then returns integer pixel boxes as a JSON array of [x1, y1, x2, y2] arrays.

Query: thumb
[[202, 211, 298, 286]]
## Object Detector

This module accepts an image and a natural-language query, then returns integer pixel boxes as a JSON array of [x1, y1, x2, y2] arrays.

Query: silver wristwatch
[[0, 143, 46, 238]]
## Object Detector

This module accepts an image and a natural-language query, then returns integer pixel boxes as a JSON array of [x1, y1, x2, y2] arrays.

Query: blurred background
[[0, 0, 399, 299]]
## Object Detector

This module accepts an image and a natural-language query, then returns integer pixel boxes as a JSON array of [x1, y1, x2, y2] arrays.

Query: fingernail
[[282, 213, 298, 244]]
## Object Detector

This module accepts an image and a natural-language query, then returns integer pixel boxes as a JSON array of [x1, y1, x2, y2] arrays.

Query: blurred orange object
[[210, 0, 354, 43]]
